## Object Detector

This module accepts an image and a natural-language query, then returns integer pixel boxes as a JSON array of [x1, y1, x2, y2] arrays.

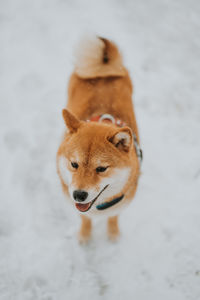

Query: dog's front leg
[[78, 215, 92, 243], [107, 216, 120, 241]]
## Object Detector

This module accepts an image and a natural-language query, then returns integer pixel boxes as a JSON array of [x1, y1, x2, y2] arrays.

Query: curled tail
[[74, 36, 126, 79]]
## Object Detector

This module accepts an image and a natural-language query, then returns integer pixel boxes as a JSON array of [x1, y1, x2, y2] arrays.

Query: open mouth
[[75, 185, 109, 212]]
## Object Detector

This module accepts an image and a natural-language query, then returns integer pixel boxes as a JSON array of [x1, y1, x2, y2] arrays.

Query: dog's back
[[67, 36, 139, 140]]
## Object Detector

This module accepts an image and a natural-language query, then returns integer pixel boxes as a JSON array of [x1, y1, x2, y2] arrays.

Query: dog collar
[[87, 113, 143, 165], [96, 194, 124, 210]]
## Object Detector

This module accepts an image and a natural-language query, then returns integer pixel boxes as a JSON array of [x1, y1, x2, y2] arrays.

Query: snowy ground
[[1, 0, 200, 299]]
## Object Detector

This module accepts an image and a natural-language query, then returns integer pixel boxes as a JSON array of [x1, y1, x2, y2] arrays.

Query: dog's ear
[[62, 109, 81, 133], [108, 127, 132, 152]]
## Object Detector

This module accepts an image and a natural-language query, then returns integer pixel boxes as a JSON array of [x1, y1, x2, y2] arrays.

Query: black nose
[[73, 190, 88, 202]]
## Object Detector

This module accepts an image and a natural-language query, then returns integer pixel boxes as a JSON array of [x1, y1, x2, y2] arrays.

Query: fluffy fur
[[74, 36, 126, 78], [57, 36, 140, 242]]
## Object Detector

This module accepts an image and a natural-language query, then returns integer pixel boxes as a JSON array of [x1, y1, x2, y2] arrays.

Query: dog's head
[[57, 109, 139, 213]]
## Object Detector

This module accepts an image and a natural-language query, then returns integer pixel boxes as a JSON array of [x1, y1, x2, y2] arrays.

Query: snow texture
[[0, 0, 200, 299]]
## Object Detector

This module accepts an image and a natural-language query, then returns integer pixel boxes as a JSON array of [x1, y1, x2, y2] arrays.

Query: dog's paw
[[77, 231, 91, 244], [108, 230, 120, 242]]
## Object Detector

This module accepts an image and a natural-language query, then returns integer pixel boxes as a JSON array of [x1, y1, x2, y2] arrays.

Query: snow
[[1, 0, 200, 299]]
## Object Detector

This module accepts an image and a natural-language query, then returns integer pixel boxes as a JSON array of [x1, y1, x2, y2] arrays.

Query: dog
[[57, 36, 142, 242]]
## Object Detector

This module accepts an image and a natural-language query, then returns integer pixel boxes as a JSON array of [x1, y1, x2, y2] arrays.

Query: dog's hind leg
[[78, 215, 92, 243], [107, 216, 120, 241]]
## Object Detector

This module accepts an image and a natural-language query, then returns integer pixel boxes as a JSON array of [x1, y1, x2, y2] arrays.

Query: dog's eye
[[71, 162, 79, 169], [96, 166, 108, 173]]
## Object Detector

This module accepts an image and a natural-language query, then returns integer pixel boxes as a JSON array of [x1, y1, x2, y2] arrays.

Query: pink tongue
[[75, 202, 91, 212]]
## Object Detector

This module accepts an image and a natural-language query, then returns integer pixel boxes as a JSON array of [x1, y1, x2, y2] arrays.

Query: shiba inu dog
[[57, 36, 142, 242]]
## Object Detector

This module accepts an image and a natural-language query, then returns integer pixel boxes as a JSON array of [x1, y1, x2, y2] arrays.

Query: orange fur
[[107, 216, 119, 241], [78, 215, 92, 243], [57, 37, 140, 241]]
